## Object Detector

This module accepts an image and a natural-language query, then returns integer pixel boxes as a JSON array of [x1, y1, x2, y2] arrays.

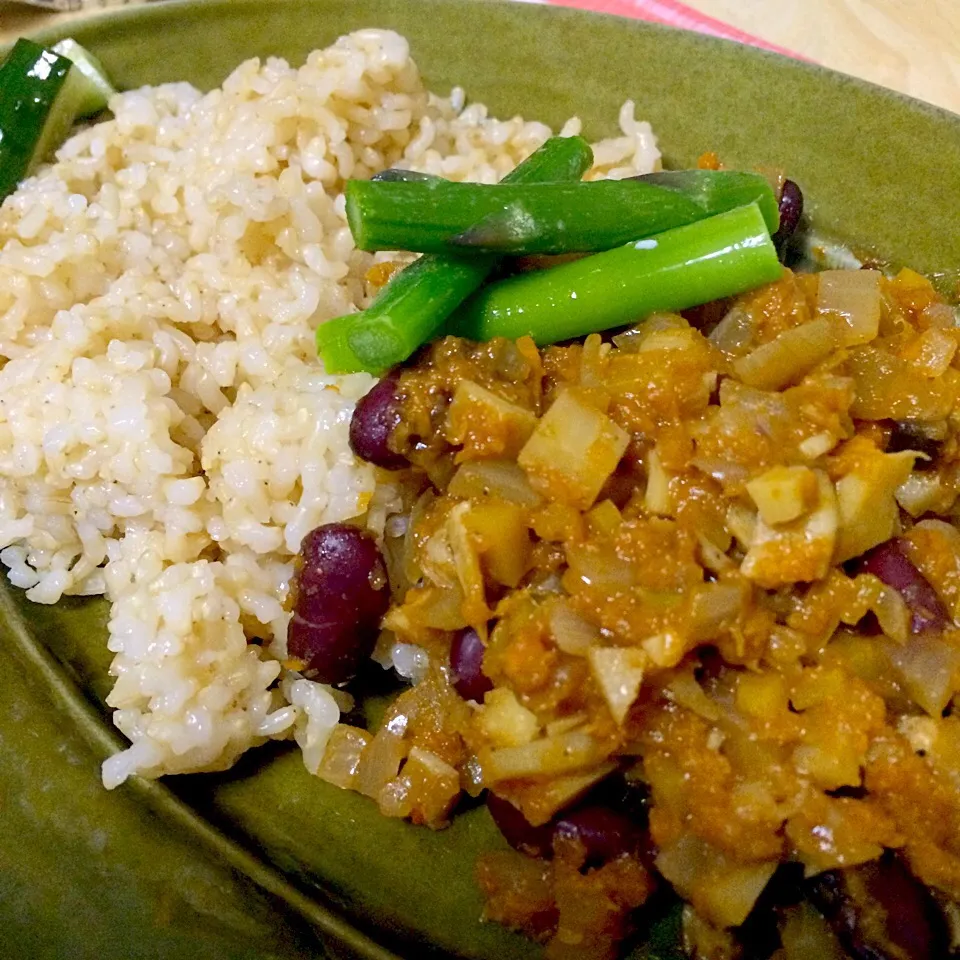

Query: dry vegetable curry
[[293, 262, 960, 959]]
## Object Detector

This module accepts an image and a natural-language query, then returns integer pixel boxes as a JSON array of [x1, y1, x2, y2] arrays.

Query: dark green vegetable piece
[[344, 170, 779, 255], [0, 41, 73, 201], [0, 38, 113, 202], [316, 135, 594, 374], [447, 202, 782, 345]]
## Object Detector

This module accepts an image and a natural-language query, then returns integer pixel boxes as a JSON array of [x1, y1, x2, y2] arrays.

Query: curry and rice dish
[[1, 27, 959, 960]]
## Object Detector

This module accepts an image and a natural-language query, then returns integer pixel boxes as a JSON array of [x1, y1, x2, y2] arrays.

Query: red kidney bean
[[553, 806, 645, 866], [348, 372, 408, 470], [450, 627, 494, 703], [487, 791, 649, 868], [772, 178, 803, 249], [854, 538, 949, 634], [486, 793, 555, 858], [287, 523, 390, 684], [807, 856, 948, 960]]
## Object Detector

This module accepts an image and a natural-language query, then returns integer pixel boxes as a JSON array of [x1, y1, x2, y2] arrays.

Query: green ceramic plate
[[3, 2, 960, 958]]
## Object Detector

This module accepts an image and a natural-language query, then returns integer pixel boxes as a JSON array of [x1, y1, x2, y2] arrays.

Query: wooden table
[[1, 0, 959, 115]]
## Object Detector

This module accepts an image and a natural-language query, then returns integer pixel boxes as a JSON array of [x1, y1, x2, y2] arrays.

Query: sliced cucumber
[[0, 38, 114, 201], [51, 39, 116, 117]]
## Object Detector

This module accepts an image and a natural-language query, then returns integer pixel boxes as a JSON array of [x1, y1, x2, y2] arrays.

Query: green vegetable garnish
[[316, 135, 594, 374], [447, 202, 783, 345], [51, 39, 116, 117], [344, 170, 779, 255], [0, 38, 116, 202]]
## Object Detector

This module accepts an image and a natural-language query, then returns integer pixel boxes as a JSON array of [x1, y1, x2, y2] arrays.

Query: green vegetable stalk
[[447, 202, 783, 345], [316, 135, 594, 374], [344, 170, 779, 255]]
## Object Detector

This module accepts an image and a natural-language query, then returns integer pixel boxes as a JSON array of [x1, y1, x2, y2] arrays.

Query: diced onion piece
[[477, 688, 540, 747], [464, 501, 532, 588], [869, 581, 910, 644], [698, 861, 779, 929], [888, 633, 960, 717], [920, 301, 959, 328], [792, 742, 862, 790], [708, 304, 755, 356], [446, 502, 490, 625], [378, 746, 460, 825], [733, 317, 839, 391], [549, 600, 600, 656], [834, 449, 916, 563], [688, 581, 746, 640], [384, 582, 469, 636], [484, 730, 605, 782], [656, 834, 778, 928], [641, 632, 690, 669], [448, 459, 543, 508], [741, 471, 838, 587], [613, 312, 690, 352], [798, 431, 838, 460], [746, 464, 818, 526], [586, 499, 622, 537], [518, 387, 629, 510], [563, 540, 635, 592], [667, 671, 720, 721], [903, 518, 960, 621], [682, 907, 741, 960], [848, 346, 957, 420], [896, 471, 950, 518], [696, 532, 735, 575], [736, 672, 787, 719], [816, 269, 881, 346], [644, 447, 674, 516], [317, 724, 371, 790], [355, 726, 409, 799], [897, 715, 940, 755], [501, 762, 619, 826], [587, 646, 649, 723], [726, 502, 758, 550], [901, 327, 958, 378], [545, 714, 589, 737], [445, 380, 537, 461]]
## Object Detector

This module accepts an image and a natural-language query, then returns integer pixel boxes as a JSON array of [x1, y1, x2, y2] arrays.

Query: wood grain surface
[[686, 0, 960, 114], [0, 0, 958, 115]]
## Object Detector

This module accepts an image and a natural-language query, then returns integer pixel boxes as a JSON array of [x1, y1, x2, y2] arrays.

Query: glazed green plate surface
[[4, 2, 960, 958]]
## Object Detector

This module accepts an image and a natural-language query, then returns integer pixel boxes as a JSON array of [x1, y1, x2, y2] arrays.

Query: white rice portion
[[0, 29, 661, 788]]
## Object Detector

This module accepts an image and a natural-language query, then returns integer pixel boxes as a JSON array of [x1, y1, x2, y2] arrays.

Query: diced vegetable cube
[[741, 471, 838, 587], [746, 464, 818, 525], [548, 600, 600, 656], [587, 646, 648, 723], [317, 724, 371, 790], [816, 269, 881, 346], [848, 346, 958, 420], [585, 499, 622, 537], [733, 317, 839, 391], [477, 688, 540, 747], [484, 731, 605, 782], [446, 381, 537, 461], [518, 387, 629, 509], [463, 501, 532, 588], [641, 632, 690, 669], [834, 448, 916, 562], [644, 447, 674, 516]]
